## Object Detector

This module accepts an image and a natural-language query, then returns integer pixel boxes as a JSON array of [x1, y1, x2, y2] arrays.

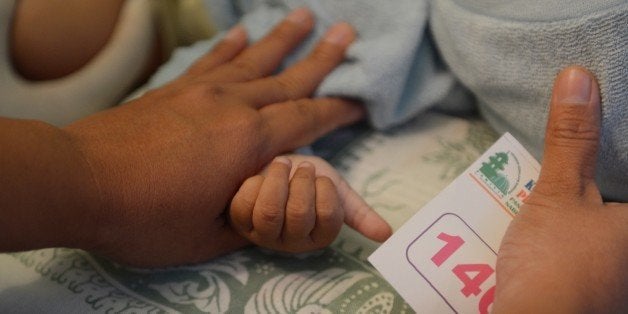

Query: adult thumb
[[538, 66, 601, 199]]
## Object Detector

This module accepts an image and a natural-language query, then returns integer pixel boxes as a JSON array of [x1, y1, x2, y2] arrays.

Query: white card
[[368, 133, 540, 313]]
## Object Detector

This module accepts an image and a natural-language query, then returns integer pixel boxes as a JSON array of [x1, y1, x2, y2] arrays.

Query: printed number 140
[[432, 232, 495, 314]]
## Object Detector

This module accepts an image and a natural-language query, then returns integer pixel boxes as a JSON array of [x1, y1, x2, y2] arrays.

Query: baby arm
[[229, 154, 392, 253]]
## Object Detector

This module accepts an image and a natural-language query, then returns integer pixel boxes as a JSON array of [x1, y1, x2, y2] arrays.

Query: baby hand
[[229, 154, 392, 253]]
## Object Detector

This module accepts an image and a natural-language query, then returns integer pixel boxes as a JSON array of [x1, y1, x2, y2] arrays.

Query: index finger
[[210, 7, 315, 82], [335, 176, 392, 242], [260, 97, 365, 158], [237, 22, 356, 106], [281, 154, 392, 242]]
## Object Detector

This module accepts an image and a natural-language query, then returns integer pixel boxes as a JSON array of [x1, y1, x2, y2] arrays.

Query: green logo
[[476, 151, 521, 198], [479, 152, 510, 195]]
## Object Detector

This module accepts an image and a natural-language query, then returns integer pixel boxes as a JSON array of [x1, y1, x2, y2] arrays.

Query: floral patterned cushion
[[0, 113, 498, 313]]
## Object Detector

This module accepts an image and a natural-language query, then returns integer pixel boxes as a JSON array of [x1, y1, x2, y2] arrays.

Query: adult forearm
[[0, 117, 99, 252]]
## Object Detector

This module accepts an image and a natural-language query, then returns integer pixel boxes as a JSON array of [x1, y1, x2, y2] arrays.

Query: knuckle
[[243, 114, 264, 133], [316, 200, 338, 223], [234, 111, 264, 133], [294, 99, 321, 126], [310, 44, 341, 64], [232, 179, 262, 210], [550, 121, 598, 143], [548, 112, 599, 148], [257, 204, 283, 225], [523, 189, 560, 208], [286, 200, 312, 221], [315, 177, 340, 222], [217, 112, 266, 160], [230, 195, 254, 214], [231, 59, 262, 79], [274, 76, 304, 99], [526, 178, 577, 205]]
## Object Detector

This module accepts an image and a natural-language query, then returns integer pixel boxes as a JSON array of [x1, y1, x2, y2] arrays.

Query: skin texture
[[10, 0, 126, 80], [493, 67, 628, 313], [230, 155, 392, 253], [0, 8, 368, 267], [1, 5, 625, 310]]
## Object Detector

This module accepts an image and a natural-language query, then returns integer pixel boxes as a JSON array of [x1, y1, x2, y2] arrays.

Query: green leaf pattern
[[2, 113, 493, 314]]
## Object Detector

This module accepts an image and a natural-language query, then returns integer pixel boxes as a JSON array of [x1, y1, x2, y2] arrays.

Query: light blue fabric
[[145, 0, 627, 200], [147, 0, 473, 129]]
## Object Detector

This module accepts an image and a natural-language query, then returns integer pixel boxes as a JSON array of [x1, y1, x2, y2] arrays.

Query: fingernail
[[224, 25, 246, 42], [298, 161, 314, 169], [273, 156, 292, 166], [285, 7, 311, 25], [556, 67, 592, 105], [323, 22, 354, 46]]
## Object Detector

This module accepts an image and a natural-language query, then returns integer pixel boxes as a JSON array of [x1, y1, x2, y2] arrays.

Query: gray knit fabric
[[146, 0, 627, 200], [431, 0, 627, 200]]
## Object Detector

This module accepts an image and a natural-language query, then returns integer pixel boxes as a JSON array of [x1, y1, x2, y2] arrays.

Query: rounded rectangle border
[[404, 213, 497, 313]]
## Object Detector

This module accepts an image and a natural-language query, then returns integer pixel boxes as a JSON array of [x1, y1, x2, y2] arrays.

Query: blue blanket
[[146, 0, 627, 200]]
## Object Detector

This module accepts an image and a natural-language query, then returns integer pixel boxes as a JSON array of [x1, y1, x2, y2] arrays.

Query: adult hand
[[58, 8, 362, 267], [230, 155, 392, 253], [494, 67, 628, 313]]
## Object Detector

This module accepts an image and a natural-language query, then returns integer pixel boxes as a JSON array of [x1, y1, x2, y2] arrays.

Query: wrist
[[0, 119, 102, 252], [59, 124, 116, 254]]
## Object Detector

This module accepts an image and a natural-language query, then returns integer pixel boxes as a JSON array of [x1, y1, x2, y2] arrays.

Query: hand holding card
[[369, 133, 540, 313]]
